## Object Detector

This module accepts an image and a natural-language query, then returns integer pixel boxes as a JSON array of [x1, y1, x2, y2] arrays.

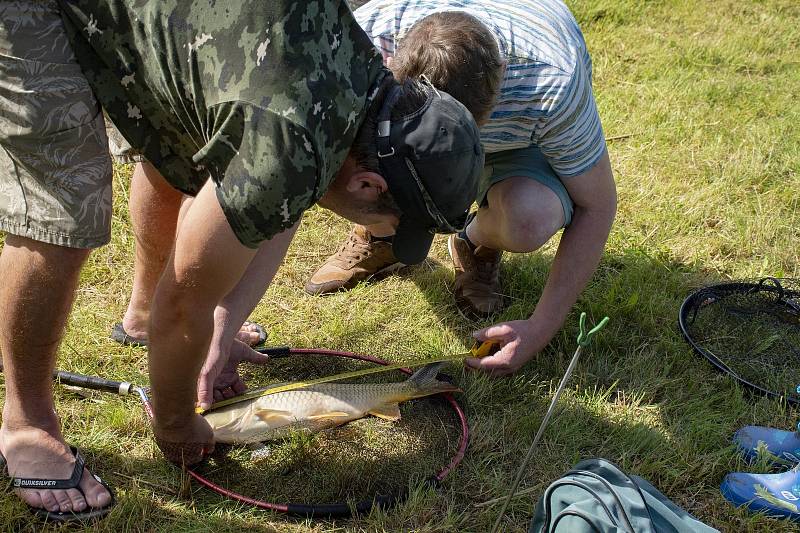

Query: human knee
[[486, 181, 564, 252], [45, 243, 91, 269], [501, 211, 560, 252], [150, 279, 214, 333], [4, 235, 91, 272]]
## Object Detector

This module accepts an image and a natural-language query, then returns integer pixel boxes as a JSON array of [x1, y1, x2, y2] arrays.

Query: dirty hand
[[197, 339, 270, 411], [465, 319, 549, 376], [153, 413, 215, 466]]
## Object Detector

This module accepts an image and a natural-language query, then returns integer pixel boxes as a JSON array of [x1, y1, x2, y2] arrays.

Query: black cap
[[375, 78, 484, 265]]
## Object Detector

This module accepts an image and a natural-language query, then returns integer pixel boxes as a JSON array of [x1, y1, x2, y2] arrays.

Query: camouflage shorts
[[106, 120, 145, 164], [0, 0, 112, 249]]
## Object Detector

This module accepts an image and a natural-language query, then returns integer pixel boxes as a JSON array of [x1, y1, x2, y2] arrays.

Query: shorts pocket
[[0, 54, 100, 137]]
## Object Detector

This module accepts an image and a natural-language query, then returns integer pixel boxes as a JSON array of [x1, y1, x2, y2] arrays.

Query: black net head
[[680, 277, 800, 402]]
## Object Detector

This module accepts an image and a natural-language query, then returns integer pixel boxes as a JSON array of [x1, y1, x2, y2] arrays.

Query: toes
[[236, 322, 266, 346], [79, 469, 112, 509], [16, 485, 94, 514], [36, 489, 61, 513], [56, 489, 78, 513], [16, 489, 46, 512], [234, 330, 260, 344]]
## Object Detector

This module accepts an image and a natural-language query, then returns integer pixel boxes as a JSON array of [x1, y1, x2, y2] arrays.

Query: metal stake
[[490, 313, 609, 533]]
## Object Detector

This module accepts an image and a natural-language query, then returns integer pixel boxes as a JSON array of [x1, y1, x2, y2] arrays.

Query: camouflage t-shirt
[[58, 0, 385, 246]]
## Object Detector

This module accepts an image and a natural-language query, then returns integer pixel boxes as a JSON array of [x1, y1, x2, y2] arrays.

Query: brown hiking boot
[[448, 233, 505, 317], [305, 225, 403, 295]]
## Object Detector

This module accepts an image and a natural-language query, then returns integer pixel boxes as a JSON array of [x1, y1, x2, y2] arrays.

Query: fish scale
[[204, 363, 459, 444]]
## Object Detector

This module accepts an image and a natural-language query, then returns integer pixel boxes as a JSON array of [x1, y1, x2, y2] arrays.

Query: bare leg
[[148, 181, 259, 462], [0, 236, 112, 513], [121, 162, 182, 339], [467, 176, 564, 253], [121, 162, 265, 346], [447, 177, 565, 317], [356, 175, 564, 253]]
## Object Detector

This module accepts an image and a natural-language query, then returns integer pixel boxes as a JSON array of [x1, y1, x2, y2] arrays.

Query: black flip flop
[[110, 322, 147, 347], [0, 446, 115, 523], [242, 321, 268, 347], [111, 321, 267, 348]]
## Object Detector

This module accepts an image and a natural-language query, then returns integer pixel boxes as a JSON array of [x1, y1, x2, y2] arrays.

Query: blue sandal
[[733, 425, 800, 466], [721, 468, 800, 520]]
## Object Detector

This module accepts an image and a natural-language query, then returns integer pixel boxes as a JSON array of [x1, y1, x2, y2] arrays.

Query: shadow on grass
[[390, 246, 785, 530], [12, 247, 789, 531], [0, 445, 288, 533], [404, 246, 722, 393]]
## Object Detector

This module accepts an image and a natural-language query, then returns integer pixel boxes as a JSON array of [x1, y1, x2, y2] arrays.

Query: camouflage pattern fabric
[[58, 0, 385, 247], [0, 0, 112, 249], [106, 119, 144, 164]]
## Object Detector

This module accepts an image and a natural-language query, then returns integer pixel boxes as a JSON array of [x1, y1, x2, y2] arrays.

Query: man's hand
[[196, 339, 270, 411], [464, 319, 549, 376], [153, 413, 215, 466], [465, 151, 616, 377]]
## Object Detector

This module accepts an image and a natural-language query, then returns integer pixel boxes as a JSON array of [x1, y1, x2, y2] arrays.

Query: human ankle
[[362, 222, 396, 239], [0, 419, 63, 448], [2, 404, 60, 432], [370, 234, 394, 243], [121, 311, 149, 337]]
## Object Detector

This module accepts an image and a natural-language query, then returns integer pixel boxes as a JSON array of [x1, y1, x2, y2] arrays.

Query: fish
[[203, 363, 459, 444]]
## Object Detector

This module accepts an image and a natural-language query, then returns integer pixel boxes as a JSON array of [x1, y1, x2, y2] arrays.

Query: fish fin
[[306, 411, 351, 421], [369, 403, 401, 421], [406, 362, 460, 395], [407, 362, 445, 387], [254, 409, 295, 424]]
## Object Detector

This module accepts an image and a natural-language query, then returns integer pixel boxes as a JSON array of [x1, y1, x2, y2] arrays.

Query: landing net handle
[[54, 370, 154, 417]]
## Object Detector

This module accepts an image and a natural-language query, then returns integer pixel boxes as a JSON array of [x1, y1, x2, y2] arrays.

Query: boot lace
[[473, 249, 501, 285], [337, 231, 372, 264]]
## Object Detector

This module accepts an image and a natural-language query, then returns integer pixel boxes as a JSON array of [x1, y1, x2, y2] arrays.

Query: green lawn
[[2, 0, 800, 531]]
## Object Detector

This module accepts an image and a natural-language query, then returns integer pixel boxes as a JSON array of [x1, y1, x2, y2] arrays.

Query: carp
[[204, 363, 459, 444]]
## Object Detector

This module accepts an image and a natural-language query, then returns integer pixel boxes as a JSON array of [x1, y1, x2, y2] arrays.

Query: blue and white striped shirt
[[355, 0, 607, 178]]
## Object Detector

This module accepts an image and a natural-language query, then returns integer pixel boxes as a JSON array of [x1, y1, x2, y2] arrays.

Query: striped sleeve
[[534, 55, 606, 178], [354, 0, 397, 61]]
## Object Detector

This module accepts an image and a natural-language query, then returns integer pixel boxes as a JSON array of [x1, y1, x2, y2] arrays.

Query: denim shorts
[[479, 144, 574, 227]]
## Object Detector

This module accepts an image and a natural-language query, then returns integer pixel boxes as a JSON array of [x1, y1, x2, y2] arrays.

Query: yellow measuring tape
[[197, 340, 500, 414]]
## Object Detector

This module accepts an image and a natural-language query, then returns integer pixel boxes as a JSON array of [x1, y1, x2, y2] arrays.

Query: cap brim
[[392, 217, 435, 265]]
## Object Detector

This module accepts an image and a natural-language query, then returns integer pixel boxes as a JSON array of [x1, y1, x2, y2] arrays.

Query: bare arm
[[467, 150, 616, 375], [529, 150, 616, 340], [197, 221, 299, 410], [147, 180, 295, 462]]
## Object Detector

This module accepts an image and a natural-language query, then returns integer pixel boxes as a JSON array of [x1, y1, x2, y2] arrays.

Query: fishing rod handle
[[54, 371, 134, 396]]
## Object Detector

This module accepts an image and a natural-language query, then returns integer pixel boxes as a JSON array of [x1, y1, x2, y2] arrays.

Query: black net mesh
[[191, 353, 462, 507], [681, 278, 800, 401]]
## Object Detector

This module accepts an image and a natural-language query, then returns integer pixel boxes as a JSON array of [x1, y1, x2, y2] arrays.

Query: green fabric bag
[[529, 458, 719, 533]]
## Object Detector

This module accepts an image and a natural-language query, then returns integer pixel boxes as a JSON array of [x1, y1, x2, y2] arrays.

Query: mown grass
[[1, 0, 800, 531]]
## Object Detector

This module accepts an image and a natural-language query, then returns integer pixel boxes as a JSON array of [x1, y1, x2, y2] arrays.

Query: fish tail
[[406, 362, 460, 394]]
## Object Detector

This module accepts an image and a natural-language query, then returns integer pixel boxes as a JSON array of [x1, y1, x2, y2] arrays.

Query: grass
[[1, 0, 800, 530]]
